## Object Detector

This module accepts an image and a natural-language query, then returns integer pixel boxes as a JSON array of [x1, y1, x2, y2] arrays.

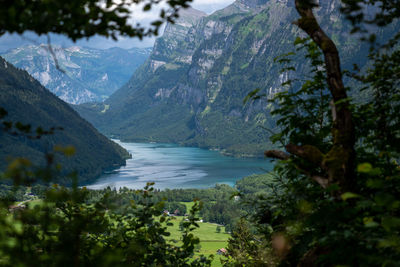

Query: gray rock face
[[77, 0, 394, 156], [2, 45, 151, 104], [235, 0, 269, 9]]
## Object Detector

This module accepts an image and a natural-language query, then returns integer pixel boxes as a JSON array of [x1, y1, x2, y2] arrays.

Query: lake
[[85, 141, 273, 190]]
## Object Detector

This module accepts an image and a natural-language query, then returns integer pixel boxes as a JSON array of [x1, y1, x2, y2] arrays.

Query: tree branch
[[47, 35, 65, 74], [294, 0, 356, 191], [264, 147, 329, 188], [285, 144, 324, 166], [264, 150, 290, 160], [311, 175, 329, 188]]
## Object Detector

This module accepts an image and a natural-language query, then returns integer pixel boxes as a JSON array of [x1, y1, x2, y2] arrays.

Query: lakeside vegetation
[[10, 194, 231, 267], [2, 172, 273, 232], [0, 173, 271, 267]]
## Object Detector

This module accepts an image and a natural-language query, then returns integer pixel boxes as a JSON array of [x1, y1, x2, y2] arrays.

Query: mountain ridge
[[2, 45, 151, 104], [0, 56, 130, 184]]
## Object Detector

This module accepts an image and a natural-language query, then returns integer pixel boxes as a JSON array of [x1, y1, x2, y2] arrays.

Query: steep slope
[[76, 0, 389, 157], [2, 46, 151, 104], [0, 57, 130, 185]]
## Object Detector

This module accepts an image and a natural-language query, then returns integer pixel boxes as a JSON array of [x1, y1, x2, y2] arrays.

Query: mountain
[[75, 0, 391, 157], [1, 45, 151, 104], [0, 57, 130, 185]]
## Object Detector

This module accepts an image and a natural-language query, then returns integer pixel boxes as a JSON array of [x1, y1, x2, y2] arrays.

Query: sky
[[0, 0, 235, 52]]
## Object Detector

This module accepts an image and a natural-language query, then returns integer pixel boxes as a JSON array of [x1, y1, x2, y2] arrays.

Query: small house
[[216, 248, 227, 255]]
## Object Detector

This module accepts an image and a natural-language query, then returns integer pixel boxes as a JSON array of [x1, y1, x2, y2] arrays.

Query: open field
[[167, 216, 229, 267], [180, 201, 196, 212]]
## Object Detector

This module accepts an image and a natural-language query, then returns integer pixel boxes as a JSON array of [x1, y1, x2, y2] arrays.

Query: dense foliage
[[223, 218, 274, 266], [0, 183, 212, 266], [225, 0, 400, 266], [86, 183, 244, 231], [0, 169, 274, 245]]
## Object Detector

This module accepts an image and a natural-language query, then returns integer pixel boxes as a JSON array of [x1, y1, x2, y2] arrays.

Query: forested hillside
[[76, 0, 392, 157], [0, 57, 130, 184]]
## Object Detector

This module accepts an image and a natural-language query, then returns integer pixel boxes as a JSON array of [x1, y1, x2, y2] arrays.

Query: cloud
[[126, 0, 235, 25], [0, 0, 235, 51], [192, 0, 234, 14], [96, 0, 235, 48]]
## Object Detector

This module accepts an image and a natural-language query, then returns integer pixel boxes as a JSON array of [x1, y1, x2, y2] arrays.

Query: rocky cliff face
[[77, 0, 390, 157], [2, 46, 151, 104], [150, 8, 206, 71]]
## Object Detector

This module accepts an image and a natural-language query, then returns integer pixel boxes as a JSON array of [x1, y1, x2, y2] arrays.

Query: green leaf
[[294, 37, 305, 45], [366, 178, 384, 189], [357, 163, 373, 173], [363, 217, 379, 228], [143, 4, 151, 11], [381, 216, 400, 231], [151, 20, 163, 27], [243, 88, 261, 104], [341, 192, 361, 201]]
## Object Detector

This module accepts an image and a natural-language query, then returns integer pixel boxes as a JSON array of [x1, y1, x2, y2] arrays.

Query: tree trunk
[[265, 0, 356, 193], [294, 0, 356, 192]]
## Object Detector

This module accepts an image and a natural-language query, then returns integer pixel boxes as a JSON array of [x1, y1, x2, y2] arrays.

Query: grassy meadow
[[167, 215, 229, 267]]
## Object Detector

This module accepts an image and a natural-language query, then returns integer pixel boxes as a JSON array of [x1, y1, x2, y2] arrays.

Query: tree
[[241, 0, 400, 265], [0, 0, 193, 41], [265, 0, 355, 194], [222, 218, 275, 266]]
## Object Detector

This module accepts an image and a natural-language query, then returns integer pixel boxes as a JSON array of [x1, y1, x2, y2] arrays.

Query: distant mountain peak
[[1, 45, 151, 104], [65, 46, 82, 52], [178, 7, 207, 19], [164, 7, 207, 31]]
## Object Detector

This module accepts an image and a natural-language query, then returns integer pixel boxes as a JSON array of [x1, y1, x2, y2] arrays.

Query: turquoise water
[[85, 141, 273, 190]]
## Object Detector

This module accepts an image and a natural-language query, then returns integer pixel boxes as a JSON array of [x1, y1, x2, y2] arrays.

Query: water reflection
[[86, 141, 272, 189]]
